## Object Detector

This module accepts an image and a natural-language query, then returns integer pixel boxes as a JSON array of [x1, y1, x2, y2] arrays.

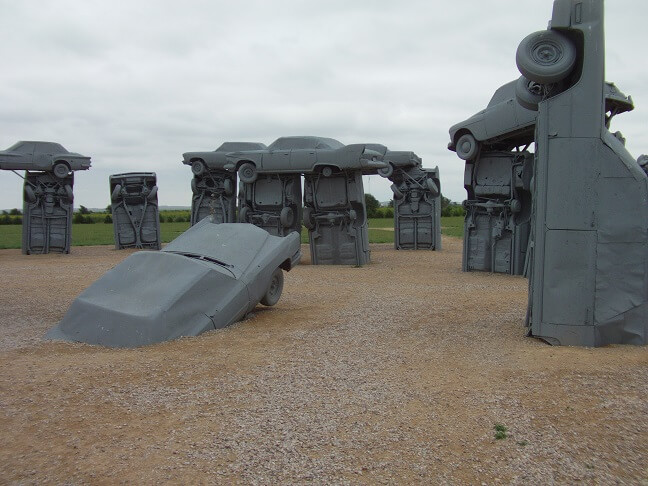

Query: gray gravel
[[0, 239, 646, 484]]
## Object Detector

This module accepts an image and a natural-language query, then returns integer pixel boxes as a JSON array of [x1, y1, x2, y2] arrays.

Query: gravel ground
[[0, 238, 646, 484]]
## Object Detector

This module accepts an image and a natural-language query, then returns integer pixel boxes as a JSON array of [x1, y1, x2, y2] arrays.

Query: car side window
[[34, 143, 65, 155]]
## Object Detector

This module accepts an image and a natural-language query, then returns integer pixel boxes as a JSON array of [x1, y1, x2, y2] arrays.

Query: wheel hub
[[532, 42, 562, 65]]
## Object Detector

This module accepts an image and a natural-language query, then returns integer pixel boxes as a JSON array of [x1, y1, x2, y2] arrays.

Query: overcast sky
[[0, 0, 646, 210]]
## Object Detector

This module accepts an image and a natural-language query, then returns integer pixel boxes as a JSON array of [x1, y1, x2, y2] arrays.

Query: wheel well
[[190, 157, 205, 163], [236, 160, 256, 170], [453, 129, 472, 145], [54, 160, 70, 168], [314, 164, 340, 172], [280, 259, 292, 272]]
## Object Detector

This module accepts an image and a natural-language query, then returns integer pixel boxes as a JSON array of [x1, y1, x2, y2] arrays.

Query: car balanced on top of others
[[223, 136, 389, 183], [181, 142, 268, 177], [0, 141, 91, 178]]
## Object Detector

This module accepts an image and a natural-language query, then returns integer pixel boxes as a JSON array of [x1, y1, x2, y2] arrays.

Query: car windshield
[[5, 142, 32, 153], [268, 137, 344, 150], [165, 251, 237, 277], [216, 142, 266, 152]]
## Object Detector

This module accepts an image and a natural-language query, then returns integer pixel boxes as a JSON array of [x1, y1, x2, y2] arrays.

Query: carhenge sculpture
[[449, 79, 633, 274], [110, 172, 161, 250], [517, 0, 647, 345], [182, 142, 266, 225], [379, 152, 441, 250], [0, 141, 92, 254], [226, 136, 388, 265], [448, 79, 537, 274]]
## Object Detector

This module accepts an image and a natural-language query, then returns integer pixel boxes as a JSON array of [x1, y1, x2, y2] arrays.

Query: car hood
[[45, 251, 244, 348]]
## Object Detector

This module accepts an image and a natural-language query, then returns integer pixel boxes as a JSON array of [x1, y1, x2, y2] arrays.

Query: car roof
[[268, 136, 345, 150], [6, 141, 68, 152]]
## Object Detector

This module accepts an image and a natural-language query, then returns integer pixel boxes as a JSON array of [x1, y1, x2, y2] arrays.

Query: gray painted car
[[224, 136, 388, 183], [378, 151, 423, 178], [45, 219, 302, 348], [0, 141, 91, 178], [448, 80, 634, 160], [182, 142, 268, 176]]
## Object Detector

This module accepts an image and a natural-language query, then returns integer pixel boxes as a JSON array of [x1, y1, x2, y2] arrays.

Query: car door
[[33, 143, 55, 170], [290, 149, 317, 171], [262, 149, 290, 172]]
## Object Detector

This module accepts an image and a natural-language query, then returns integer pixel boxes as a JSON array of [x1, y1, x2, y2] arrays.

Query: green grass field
[[0, 217, 464, 250]]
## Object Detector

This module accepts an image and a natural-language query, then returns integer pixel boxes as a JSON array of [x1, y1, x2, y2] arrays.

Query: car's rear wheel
[[238, 163, 258, 184], [111, 184, 122, 202], [426, 178, 440, 197], [239, 206, 250, 223], [321, 166, 334, 177], [147, 185, 158, 201], [391, 183, 404, 200], [24, 186, 36, 203], [515, 76, 543, 111], [261, 268, 284, 306], [378, 163, 394, 178], [64, 184, 74, 201], [191, 160, 205, 176], [303, 207, 315, 229], [53, 162, 69, 179], [516, 30, 576, 84], [280, 207, 294, 227], [455, 133, 479, 161]]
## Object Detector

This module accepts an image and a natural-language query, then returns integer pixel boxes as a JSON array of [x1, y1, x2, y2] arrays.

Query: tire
[[303, 207, 315, 229], [321, 166, 333, 177], [223, 178, 234, 196], [147, 185, 158, 201], [426, 179, 440, 197], [239, 206, 249, 223], [378, 163, 394, 178], [349, 209, 357, 221], [24, 186, 36, 203], [391, 183, 404, 200], [111, 184, 122, 202], [53, 162, 69, 179], [515, 76, 543, 111], [510, 199, 522, 213], [64, 184, 74, 201], [260, 268, 284, 306], [191, 177, 198, 195], [280, 207, 294, 227], [238, 163, 258, 184], [456, 133, 479, 161], [516, 30, 576, 84], [191, 160, 205, 176]]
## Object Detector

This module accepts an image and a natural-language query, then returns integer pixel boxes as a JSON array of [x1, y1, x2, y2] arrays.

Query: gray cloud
[[1, 0, 646, 209]]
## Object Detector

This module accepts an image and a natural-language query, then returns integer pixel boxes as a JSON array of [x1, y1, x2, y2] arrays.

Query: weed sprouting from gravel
[[494, 423, 508, 440]]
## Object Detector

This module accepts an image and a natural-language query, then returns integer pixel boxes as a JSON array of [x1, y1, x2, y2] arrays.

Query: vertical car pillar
[[22, 171, 74, 254], [190, 169, 237, 225], [238, 173, 302, 237], [110, 172, 161, 250], [303, 170, 370, 265], [389, 166, 441, 250], [462, 151, 533, 274], [523, 0, 648, 345]]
